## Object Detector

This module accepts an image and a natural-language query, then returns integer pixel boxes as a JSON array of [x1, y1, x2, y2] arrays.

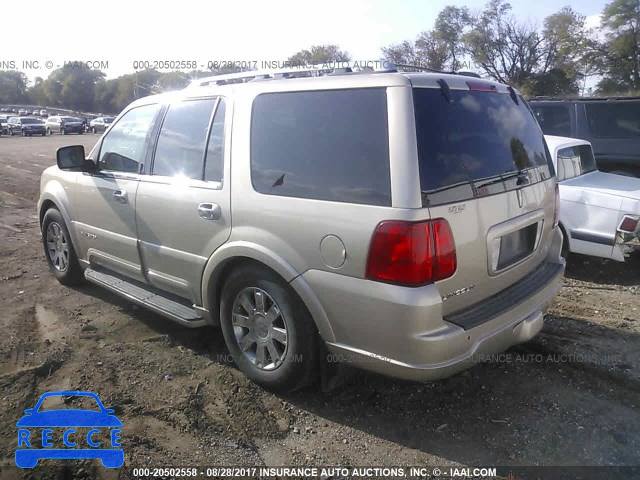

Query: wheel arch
[[201, 242, 336, 343], [38, 186, 79, 250]]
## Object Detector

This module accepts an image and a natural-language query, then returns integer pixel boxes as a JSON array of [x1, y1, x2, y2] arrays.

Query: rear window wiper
[[475, 170, 529, 190]]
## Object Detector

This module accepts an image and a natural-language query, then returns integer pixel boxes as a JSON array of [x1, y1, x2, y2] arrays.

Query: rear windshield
[[585, 102, 640, 138], [414, 88, 552, 207], [556, 144, 597, 181], [21, 118, 41, 124]]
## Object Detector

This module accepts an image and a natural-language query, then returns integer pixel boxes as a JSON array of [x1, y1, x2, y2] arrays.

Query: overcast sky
[[4, 0, 607, 82]]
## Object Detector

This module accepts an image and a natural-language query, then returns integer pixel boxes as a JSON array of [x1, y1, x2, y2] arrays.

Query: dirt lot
[[0, 135, 638, 479]]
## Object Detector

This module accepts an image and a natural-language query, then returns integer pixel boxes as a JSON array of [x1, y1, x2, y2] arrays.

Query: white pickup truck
[[545, 135, 640, 262]]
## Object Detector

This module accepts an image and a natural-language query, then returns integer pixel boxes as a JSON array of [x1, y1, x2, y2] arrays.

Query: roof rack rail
[[394, 64, 482, 78], [189, 64, 391, 88], [187, 62, 485, 88]]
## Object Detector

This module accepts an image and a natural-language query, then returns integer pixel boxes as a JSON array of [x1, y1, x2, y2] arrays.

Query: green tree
[[43, 62, 105, 111], [381, 40, 421, 66], [381, 7, 470, 71], [433, 6, 471, 70], [463, 0, 544, 86], [537, 6, 598, 95], [26, 77, 49, 106], [597, 0, 640, 93], [287, 45, 350, 65], [0, 70, 28, 103]]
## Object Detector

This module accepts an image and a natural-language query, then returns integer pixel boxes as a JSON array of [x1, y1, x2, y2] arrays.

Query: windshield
[[61, 116, 79, 122], [104, 117, 115, 123], [556, 145, 598, 181], [21, 118, 42, 124], [413, 88, 552, 207], [39, 394, 102, 412], [585, 101, 640, 138]]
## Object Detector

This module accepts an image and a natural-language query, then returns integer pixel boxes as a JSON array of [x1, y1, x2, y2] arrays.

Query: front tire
[[41, 209, 84, 285], [220, 265, 317, 392]]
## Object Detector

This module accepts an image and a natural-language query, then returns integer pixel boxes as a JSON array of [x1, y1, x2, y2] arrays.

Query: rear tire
[[41, 208, 84, 286], [219, 265, 317, 392]]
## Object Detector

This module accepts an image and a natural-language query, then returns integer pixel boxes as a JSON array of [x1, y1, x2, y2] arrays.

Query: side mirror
[[57, 145, 92, 171]]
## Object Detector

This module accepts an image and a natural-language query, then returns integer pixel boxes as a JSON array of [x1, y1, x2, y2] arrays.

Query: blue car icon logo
[[15, 390, 123, 468]]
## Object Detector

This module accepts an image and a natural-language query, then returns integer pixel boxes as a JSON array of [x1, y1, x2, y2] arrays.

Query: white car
[[545, 135, 640, 262]]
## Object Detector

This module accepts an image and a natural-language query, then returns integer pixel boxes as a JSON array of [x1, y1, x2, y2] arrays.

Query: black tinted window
[[204, 99, 226, 182], [585, 102, 640, 138], [251, 89, 391, 206], [556, 145, 597, 181], [153, 99, 216, 179], [414, 88, 552, 207], [532, 105, 571, 136]]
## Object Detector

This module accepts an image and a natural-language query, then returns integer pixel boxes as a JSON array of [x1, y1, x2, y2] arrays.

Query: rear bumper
[[303, 228, 565, 382]]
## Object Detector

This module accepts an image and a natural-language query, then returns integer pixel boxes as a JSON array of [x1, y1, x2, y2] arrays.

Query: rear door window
[[531, 105, 571, 137], [414, 88, 553, 207], [585, 102, 640, 138], [152, 99, 217, 179], [251, 88, 391, 206], [556, 145, 597, 181]]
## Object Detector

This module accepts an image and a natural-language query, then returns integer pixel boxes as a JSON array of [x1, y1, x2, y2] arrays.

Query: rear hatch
[[413, 84, 556, 316]]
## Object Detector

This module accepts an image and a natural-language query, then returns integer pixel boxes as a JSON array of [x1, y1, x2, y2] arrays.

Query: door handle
[[112, 190, 127, 203], [198, 203, 222, 221]]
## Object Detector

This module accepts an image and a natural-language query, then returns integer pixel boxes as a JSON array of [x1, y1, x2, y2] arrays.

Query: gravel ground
[[0, 135, 638, 480]]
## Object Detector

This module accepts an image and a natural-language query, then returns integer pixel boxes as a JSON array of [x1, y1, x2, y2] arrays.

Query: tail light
[[619, 215, 639, 233], [365, 219, 456, 286], [553, 182, 560, 228]]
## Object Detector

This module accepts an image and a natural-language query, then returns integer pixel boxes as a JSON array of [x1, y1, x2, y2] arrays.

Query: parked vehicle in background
[[32, 109, 40, 116], [40, 109, 48, 117], [0, 115, 8, 135], [545, 135, 640, 262], [45, 116, 84, 135], [89, 116, 115, 133], [38, 67, 565, 391], [18, 109, 28, 116], [7, 117, 46, 136], [530, 97, 640, 178]]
